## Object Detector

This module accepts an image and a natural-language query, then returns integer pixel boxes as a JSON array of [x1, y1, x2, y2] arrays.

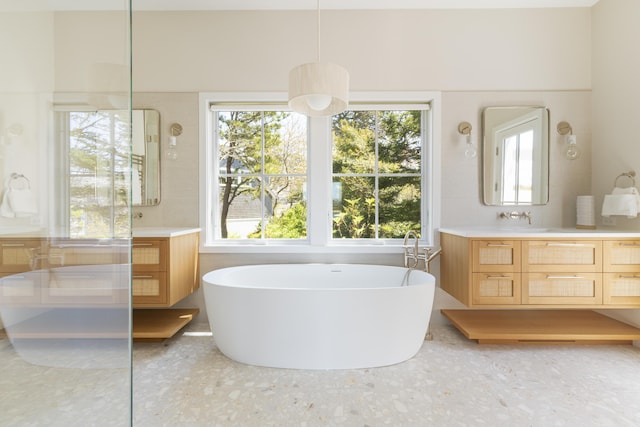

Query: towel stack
[[601, 186, 640, 218]]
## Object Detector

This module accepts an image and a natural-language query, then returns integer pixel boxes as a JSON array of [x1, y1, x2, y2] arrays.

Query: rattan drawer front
[[522, 273, 602, 305], [472, 240, 521, 272], [603, 241, 640, 272], [132, 272, 167, 305], [523, 240, 602, 272], [603, 273, 640, 305], [472, 273, 521, 305], [132, 239, 167, 272]]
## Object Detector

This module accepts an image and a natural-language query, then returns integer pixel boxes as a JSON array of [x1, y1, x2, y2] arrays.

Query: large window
[[202, 93, 437, 250]]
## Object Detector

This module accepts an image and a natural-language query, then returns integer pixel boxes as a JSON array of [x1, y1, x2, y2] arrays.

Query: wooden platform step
[[441, 309, 640, 345], [133, 308, 199, 342]]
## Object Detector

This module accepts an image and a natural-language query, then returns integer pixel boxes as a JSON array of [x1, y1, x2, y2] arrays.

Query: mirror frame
[[482, 106, 550, 206]]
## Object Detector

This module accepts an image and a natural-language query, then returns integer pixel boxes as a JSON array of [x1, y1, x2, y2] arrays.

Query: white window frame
[[199, 92, 441, 254]]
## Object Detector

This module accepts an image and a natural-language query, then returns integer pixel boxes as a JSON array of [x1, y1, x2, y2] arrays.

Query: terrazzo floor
[[2, 317, 640, 426], [132, 318, 640, 427]]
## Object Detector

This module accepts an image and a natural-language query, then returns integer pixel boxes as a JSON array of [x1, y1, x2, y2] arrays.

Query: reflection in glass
[[67, 111, 130, 238], [482, 107, 549, 206], [501, 130, 533, 204], [0, 3, 131, 425]]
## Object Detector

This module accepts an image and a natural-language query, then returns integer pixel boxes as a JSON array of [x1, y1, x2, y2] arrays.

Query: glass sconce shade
[[565, 135, 580, 160], [288, 62, 349, 117]]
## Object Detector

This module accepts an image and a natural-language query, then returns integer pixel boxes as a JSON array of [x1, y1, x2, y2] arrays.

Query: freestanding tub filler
[[203, 264, 435, 370]]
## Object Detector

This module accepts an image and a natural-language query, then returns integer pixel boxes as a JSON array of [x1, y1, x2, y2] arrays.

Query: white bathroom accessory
[[576, 195, 596, 229]]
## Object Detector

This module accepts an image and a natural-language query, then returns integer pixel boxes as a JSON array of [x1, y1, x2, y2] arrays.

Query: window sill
[[199, 244, 408, 254]]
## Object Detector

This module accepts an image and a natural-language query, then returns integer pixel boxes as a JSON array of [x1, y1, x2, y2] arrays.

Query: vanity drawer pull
[[546, 275, 585, 279], [486, 243, 512, 247], [486, 275, 512, 279], [619, 243, 640, 247], [618, 275, 640, 279], [132, 275, 154, 279], [1, 243, 25, 247], [133, 243, 154, 247], [545, 243, 589, 247]]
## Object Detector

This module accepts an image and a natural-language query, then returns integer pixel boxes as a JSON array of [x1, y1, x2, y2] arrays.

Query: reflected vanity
[[482, 106, 549, 206]]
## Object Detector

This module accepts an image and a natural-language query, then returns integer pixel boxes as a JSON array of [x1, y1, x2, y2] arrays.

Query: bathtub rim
[[202, 263, 435, 292]]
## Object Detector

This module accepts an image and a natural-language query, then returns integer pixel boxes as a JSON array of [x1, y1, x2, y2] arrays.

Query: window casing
[[200, 93, 440, 252]]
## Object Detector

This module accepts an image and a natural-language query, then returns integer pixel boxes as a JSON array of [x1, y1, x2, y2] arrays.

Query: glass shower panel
[[0, 2, 132, 426]]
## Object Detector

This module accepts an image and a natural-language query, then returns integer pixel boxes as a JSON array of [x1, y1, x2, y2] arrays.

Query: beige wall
[[54, 9, 592, 92], [592, 0, 640, 327]]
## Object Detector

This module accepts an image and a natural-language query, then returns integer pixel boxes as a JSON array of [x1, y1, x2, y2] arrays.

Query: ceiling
[[50, 0, 600, 11]]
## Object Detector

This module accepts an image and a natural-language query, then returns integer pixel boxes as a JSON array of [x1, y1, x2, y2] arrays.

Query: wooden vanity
[[440, 228, 640, 344], [132, 227, 200, 341]]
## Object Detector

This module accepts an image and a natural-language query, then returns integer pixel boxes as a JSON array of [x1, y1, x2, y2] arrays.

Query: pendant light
[[288, 0, 349, 117]]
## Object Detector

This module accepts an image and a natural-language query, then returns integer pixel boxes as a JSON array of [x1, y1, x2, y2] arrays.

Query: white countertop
[[132, 227, 201, 238], [439, 227, 640, 238]]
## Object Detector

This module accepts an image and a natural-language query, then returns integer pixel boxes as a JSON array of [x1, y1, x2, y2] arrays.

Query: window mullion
[[308, 116, 331, 246], [260, 112, 266, 239], [374, 111, 380, 239]]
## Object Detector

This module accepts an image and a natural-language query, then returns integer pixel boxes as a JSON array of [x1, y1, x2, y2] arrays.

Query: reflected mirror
[[132, 109, 160, 206], [482, 106, 549, 206]]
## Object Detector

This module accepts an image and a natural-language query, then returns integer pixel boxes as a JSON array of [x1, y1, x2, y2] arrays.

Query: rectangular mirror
[[482, 106, 549, 206]]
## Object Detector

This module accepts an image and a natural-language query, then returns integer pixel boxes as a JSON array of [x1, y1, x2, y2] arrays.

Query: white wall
[[592, 0, 640, 327]]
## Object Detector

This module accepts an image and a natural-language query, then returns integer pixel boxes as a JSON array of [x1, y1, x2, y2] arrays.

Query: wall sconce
[[166, 123, 182, 161], [458, 121, 476, 158], [557, 121, 580, 160]]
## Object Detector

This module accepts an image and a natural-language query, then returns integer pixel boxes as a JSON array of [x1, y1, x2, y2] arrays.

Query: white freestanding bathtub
[[202, 264, 435, 370]]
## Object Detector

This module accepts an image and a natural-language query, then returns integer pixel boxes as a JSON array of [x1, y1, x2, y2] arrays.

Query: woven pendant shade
[[288, 62, 349, 117]]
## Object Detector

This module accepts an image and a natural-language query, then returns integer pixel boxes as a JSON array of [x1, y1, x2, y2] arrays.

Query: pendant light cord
[[317, 0, 321, 63]]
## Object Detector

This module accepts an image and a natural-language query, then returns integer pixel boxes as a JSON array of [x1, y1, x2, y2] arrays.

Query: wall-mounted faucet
[[498, 211, 532, 225]]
